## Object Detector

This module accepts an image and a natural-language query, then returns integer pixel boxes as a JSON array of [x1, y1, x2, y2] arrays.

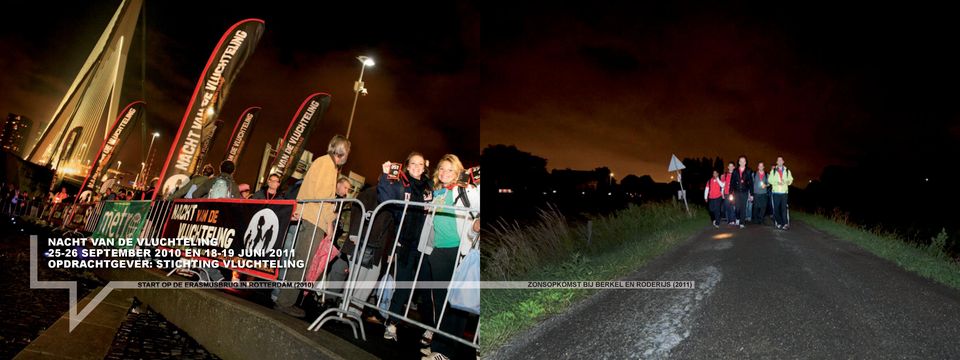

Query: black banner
[[80, 101, 145, 193], [160, 198, 295, 280], [223, 106, 260, 165], [154, 19, 265, 199], [56, 126, 83, 169], [194, 118, 224, 174], [271, 93, 331, 183]]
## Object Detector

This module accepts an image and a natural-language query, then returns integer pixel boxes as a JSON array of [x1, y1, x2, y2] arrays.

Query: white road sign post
[[668, 154, 690, 215]]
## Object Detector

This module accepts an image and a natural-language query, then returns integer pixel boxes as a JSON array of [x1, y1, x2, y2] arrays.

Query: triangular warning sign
[[668, 154, 686, 172]]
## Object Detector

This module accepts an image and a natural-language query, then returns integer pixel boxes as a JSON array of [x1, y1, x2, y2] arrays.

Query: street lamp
[[609, 172, 615, 187], [345, 55, 375, 139], [141, 132, 159, 187], [134, 162, 145, 187]]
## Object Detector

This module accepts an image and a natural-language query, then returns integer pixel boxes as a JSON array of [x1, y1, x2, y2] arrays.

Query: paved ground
[[3, 213, 474, 359], [489, 221, 960, 359], [0, 219, 102, 359], [2, 218, 219, 359], [105, 305, 220, 360]]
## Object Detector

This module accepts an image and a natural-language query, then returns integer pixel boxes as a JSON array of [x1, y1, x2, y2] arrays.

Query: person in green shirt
[[770, 156, 794, 230], [421, 154, 479, 360]]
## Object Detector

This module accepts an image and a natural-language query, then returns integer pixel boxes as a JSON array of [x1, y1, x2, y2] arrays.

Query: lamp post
[[345, 55, 375, 139], [141, 132, 158, 188], [609, 172, 614, 187], [134, 162, 145, 188]]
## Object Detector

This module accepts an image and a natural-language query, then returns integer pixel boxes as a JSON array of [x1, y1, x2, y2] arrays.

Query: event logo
[[243, 208, 280, 253]]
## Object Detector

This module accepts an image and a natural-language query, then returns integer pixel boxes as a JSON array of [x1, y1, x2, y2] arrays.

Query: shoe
[[421, 330, 433, 346], [739, 224, 745, 229], [274, 304, 305, 318], [712, 221, 719, 229], [783, 224, 790, 230], [729, 222, 736, 226], [735, 219, 740, 226], [422, 352, 450, 360], [384, 324, 397, 341], [776, 224, 782, 229], [365, 314, 383, 325]]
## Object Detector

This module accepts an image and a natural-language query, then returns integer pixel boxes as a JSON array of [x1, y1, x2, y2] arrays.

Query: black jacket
[[377, 172, 432, 248], [730, 167, 754, 194], [343, 186, 395, 268], [250, 188, 288, 200]]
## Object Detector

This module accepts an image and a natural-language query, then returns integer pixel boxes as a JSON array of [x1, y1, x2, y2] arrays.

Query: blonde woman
[[419, 154, 479, 360]]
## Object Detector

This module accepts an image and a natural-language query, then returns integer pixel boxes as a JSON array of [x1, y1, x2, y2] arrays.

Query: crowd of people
[[704, 155, 793, 230], [267, 136, 479, 360], [135, 135, 478, 360], [5, 133, 480, 360], [0, 184, 92, 217]]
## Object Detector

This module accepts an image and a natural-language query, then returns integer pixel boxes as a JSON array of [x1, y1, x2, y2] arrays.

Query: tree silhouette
[[481, 144, 549, 194]]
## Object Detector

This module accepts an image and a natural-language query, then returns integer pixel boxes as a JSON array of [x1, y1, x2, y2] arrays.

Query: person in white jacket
[[419, 154, 479, 360]]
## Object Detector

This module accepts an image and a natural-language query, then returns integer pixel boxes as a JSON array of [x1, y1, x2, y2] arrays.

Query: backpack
[[185, 184, 199, 199], [208, 178, 231, 199], [453, 186, 478, 219]]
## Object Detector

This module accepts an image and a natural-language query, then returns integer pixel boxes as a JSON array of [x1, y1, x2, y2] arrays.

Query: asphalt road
[[489, 221, 960, 359]]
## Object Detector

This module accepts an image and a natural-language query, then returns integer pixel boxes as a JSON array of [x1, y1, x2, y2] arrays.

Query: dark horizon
[[482, 2, 960, 184]]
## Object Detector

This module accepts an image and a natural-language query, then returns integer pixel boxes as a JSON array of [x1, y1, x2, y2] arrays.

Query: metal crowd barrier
[[317, 199, 480, 350], [27, 193, 484, 348], [285, 198, 368, 339], [3, 197, 40, 218], [81, 201, 106, 233]]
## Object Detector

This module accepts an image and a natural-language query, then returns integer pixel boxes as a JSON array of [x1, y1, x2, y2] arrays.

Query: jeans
[[707, 198, 723, 222], [272, 224, 300, 301], [723, 196, 735, 221], [734, 191, 749, 223], [772, 193, 789, 226], [388, 245, 434, 326], [753, 193, 769, 224]]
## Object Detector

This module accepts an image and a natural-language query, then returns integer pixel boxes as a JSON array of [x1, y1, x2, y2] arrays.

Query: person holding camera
[[379, 152, 437, 344], [419, 154, 479, 360]]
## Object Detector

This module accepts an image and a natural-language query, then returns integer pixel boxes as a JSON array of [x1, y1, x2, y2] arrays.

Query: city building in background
[[1, 113, 33, 158]]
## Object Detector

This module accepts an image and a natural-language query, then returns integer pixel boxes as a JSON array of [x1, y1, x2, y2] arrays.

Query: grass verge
[[481, 203, 707, 355], [794, 212, 960, 290]]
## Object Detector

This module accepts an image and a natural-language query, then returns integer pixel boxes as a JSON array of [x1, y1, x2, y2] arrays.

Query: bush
[[928, 228, 949, 259]]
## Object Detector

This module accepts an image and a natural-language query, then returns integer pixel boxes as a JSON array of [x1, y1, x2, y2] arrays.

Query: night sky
[[0, 0, 477, 186], [482, 2, 960, 184]]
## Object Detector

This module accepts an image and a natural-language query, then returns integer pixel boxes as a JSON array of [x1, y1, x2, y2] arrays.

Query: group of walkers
[[704, 155, 793, 230]]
